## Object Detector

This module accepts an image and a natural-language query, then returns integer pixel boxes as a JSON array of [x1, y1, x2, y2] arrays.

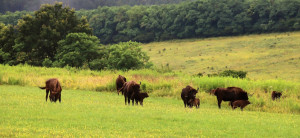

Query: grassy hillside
[[142, 32, 300, 81], [0, 85, 299, 137]]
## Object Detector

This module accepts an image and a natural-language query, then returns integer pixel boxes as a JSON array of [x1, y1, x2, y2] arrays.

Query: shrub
[[218, 70, 247, 78]]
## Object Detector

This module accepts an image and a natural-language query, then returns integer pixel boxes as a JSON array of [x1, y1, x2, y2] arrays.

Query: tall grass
[[142, 31, 300, 81], [0, 64, 299, 114]]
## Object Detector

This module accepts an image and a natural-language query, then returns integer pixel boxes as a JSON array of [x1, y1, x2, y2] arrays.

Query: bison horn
[[140, 82, 142, 85], [197, 88, 199, 91]]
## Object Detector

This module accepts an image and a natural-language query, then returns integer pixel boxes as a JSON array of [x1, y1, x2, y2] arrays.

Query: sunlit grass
[[0, 85, 299, 137], [142, 31, 300, 81], [0, 64, 299, 114]]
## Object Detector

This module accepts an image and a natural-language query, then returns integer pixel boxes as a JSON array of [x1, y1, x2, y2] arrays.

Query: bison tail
[[39, 87, 46, 89]]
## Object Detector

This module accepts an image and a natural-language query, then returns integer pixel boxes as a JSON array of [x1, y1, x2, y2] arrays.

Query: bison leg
[[45, 89, 49, 102], [217, 99, 222, 109], [59, 94, 61, 103], [124, 95, 127, 105]]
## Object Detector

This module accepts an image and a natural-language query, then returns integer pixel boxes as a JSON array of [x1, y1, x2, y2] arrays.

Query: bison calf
[[39, 78, 62, 102], [271, 91, 282, 101], [188, 98, 200, 108], [135, 92, 149, 106], [232, 100, 250, 111]]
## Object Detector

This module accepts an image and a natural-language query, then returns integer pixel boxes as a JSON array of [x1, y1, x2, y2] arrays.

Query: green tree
[[14, 2, 92, 66], [107, 41, 152, 70], [55, 33, 102, 68], [0, 23, 16, 65]]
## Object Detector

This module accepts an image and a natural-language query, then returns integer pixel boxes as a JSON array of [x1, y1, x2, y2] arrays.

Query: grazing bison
[[181, 85, 199, 108], [188, 98, 200, 108], [116, 75, 127, 95], [213, 87, 248, 109], [134, 92, 149, 106], [39, 78, 62, 102], [232, 100, 250, 111], [271, 91, 282, 100], [119, 81, 141, 105]]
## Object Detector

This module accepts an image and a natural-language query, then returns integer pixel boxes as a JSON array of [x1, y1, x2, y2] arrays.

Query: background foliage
[[1, 0, 300, 44]]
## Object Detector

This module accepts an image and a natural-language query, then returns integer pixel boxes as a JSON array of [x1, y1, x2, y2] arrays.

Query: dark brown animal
[[119, 81, 141, 105], [116, 75, 127, 95], [213, 87, 248, 109], [39, 78, 62, 102], [188, 98, 200, 108], [232, 100, 250, 111], [181, 85, 199, 108], [134, 92, 149, 106], [271, 91, 282, 100]]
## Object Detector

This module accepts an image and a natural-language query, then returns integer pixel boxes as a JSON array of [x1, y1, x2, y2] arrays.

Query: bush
[[218, 70, 247, 78]]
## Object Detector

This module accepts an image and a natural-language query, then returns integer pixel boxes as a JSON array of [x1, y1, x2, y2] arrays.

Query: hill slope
[[142, 32, 300, 81]]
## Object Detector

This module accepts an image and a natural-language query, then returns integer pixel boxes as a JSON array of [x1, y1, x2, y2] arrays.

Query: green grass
[[142, 31, 300, 81], [0, 64, 300, 114], [0, 85, 299, 137]]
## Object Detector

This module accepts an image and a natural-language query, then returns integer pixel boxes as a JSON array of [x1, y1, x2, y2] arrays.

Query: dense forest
[[0, 3, 151, 69], [0, 0, 190, 13], [1, 0, 300, 69], [2, 0, 299, 44]]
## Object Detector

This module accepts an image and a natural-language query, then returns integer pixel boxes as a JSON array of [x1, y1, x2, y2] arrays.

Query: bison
[[39, 78, 62, 102], [134, 92, 149, 106], [271, 91, 282, 100], [116, 75, 127, 95], [119, 81, 141, 105], [212, 87, 248, 109], [188, 98, 200, 108], [232, 100, 250, 111], [181, 85, 199, 108]]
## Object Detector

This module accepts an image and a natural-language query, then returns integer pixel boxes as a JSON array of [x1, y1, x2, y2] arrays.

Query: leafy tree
[[14, 2, 92, 66], [0, 23, 16, 65], [55, 33, 102, 68], [107, 41, 152, 70]]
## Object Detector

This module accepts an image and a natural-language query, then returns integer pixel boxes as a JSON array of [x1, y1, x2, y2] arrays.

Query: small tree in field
[[55, 33, 102, 68], [107, 41, 152, 70]]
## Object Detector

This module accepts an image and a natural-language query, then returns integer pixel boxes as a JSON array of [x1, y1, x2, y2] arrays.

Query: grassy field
[[0, 85, 299, 137], [142, 32, 300, 81], [0, 64, 300, 114]]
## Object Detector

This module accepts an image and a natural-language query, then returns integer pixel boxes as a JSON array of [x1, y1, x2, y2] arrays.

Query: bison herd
[[39, 75, 284, 111]]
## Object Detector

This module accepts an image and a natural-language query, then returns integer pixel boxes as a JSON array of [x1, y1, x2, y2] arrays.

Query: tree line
[[0, 3, 152, 70], [0, 0, 189, 13], [2, 0, 300, 44], [78, 0, 300, 44]]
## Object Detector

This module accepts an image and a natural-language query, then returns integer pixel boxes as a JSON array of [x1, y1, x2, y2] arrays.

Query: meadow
[[142, 31, 300, 81], [0, 64, 300, 114], [1, 32, 300, 136], [0, 85, 299, 137]]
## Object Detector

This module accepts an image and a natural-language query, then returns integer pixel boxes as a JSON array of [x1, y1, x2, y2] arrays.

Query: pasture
[[0, 64, 300, 114], [0, 85, 299, 137], [142, 31, 300, 81]]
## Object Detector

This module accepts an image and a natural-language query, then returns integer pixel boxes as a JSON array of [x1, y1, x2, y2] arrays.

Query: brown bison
[[232, 100, 250, 111], [188, 98, 200, 108], [119, 81, 141, 105], [212, 87, 248, 109], [134, 92, 149, 106], [39, 78, 62, 102], [116, 75, 127, 95], [181, 85, 199, 108], [271, 91, 282, 100]]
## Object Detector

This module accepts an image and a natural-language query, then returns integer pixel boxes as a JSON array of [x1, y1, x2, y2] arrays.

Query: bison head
[[132, 83, 141, 93], [210, 89, 216, 95]]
